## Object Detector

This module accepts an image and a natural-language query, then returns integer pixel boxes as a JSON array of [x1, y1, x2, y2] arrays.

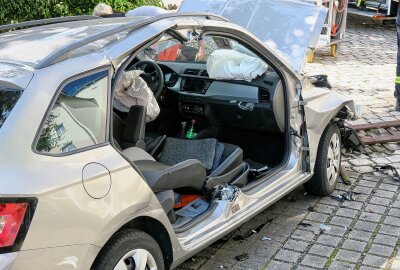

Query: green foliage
[[0, 0, 163, 25]]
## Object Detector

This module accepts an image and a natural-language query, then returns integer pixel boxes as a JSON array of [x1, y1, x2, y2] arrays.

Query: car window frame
[[32, 66, 113, 157]]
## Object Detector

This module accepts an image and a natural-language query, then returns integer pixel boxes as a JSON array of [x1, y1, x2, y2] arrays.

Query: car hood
[[179, 0, 328, 74]]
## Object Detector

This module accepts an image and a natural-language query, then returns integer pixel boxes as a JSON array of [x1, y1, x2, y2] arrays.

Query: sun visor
[[179, 0, 328, 74]]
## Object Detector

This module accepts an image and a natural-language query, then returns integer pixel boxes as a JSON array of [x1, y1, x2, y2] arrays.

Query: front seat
[[122, 147, 207, 192]]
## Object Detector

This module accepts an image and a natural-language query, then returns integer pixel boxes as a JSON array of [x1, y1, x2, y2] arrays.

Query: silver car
[[0, 5, 358, 270]]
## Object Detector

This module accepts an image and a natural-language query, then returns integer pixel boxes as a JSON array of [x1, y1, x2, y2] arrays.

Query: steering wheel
[[129, 61, 164, 99]]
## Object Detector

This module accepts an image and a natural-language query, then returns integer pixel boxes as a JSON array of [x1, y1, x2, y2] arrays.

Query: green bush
[[0, 0, 163, 25]]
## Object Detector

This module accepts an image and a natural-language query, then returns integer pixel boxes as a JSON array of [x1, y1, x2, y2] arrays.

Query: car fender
[[302, 86, 356, 172]]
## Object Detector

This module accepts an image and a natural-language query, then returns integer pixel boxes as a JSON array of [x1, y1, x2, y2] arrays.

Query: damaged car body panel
[[301, 81, 358, 171]]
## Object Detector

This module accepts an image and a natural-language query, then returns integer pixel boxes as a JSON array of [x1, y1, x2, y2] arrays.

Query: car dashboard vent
[[184, 69, 209, 77], [258, 88, 270, 103]]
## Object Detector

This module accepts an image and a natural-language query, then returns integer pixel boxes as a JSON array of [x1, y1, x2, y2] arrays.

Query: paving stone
[[348, 230, 373, 242], [368, 244, 394, 257], [374, 234, 398, 247], [308, 244, 335, 257], [380, 224, 400, 237], [300, 254, 327, 268], [374, 189, 396, 199], [342, 201, 364, 210], [353, 185, 374, 195], [369, 196, 392, 206], [325, 225, 347, 237], [275, 249, 301, 263], [359, 211, 382, 223], [362, 254, 390, 268], [358, 180, 378, 188], [379, 183, 398, 192], [330, 216, 354, 227], [353, 220, 378, 232], [388, 208, 400, 217], [365, 203, 387, 214], [316, 235, 341, 247], [335, 249, 361, 263], [265, 260, 293, 270], [328, 260, 355, 270], [336, 208, 359, 219], [306, 212, 329, 223], [283, 239, 309, 252], [384, 216, 400, 227], [291, 229, 316, 242], [342, 239, 367, 252], [314, 204, 336, 215], [197, 259, 234, 270]]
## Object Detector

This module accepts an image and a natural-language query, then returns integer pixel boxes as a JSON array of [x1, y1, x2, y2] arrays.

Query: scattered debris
[[219, 266, 228, 269], [298, 222, 312, 228], [233, 218, 273, 241], [235, 253, 250, 261], [319, 224, 331, 233], [307, 206, 315, 212], [261, 236, 272, 241], [331, 191, 355, 202], [340, 164, 352, 185], [374, 165, 400, 182]]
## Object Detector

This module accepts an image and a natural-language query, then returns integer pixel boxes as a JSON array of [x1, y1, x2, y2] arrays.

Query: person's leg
[[394, 22, 400, 110]]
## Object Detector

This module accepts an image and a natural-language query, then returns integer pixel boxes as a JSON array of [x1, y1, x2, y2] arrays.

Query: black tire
[[92, 229, 165, 270], [304, 123, 341, 196]]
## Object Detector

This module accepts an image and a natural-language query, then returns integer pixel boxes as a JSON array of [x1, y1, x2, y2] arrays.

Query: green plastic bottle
[[186, 119, 197, 139]]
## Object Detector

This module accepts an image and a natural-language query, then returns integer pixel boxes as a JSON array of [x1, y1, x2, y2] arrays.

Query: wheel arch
[[91, 214, 174, 270], [120, 215, 174, 270]]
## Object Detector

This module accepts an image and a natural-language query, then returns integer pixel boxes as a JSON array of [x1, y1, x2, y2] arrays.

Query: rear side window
[[36, 70, 109, 154], [0, 88, 23, 129]]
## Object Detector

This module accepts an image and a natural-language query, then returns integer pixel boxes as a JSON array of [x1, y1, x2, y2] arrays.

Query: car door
[[30, 66, 157, 250]]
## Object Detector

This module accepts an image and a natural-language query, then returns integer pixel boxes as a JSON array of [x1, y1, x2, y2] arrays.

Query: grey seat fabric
[[209, 143, 243, 177], [134, 159, 207, 192]]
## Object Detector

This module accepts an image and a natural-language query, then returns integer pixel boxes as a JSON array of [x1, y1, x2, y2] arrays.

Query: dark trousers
[[395, 10, 400, 98]]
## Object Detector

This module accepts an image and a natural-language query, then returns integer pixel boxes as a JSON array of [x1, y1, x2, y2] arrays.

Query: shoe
[[396, 99, 400, 111]]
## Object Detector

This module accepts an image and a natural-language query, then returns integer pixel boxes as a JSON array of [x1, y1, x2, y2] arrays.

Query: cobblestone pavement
[[177, 15, 400, 270]]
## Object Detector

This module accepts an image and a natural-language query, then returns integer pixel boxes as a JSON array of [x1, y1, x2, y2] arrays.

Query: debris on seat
[[173, 194, 205, 209]]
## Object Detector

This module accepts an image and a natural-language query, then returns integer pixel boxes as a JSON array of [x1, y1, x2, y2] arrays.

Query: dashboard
[[158, 61, 285, 133]]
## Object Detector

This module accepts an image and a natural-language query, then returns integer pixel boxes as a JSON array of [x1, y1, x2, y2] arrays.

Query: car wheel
[[304, 123, 341, 196], [92, 229, 165, 270]]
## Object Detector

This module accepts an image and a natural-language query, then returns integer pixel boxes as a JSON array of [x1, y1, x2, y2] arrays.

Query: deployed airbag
[[114, 70, 160, 122], [206, 49, 268, 82]]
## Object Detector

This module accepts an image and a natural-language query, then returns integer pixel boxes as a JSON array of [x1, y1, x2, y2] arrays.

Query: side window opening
[[36, 70, 109, 154]]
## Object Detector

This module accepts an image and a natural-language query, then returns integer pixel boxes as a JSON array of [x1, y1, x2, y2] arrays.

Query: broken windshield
[[0, 88, 23, 129]]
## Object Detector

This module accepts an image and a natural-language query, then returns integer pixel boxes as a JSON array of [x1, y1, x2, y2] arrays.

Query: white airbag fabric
[[114, 70, 160, 122], [206, 49, 268, 82]]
